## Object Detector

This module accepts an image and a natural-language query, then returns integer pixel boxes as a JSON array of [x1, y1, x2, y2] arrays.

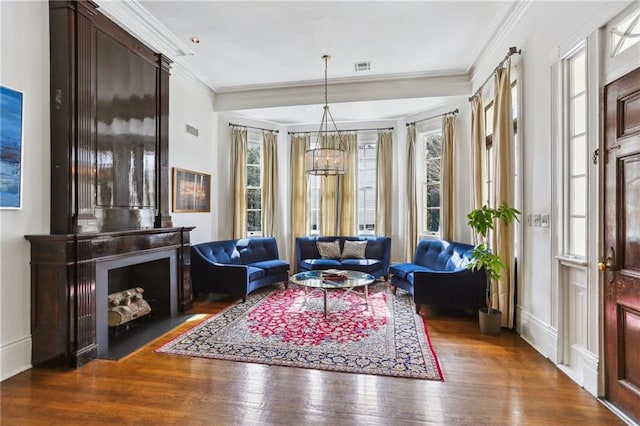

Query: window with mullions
[[610, 10, 640, 57], [307, 132, 379, 236], [422, 132, 442, 236], [247, 134, 262, 236], [482, 81, 519, 209], [481, 79, 520, 255], [358, 139, 377, 235], [564, 47, 587, 258]]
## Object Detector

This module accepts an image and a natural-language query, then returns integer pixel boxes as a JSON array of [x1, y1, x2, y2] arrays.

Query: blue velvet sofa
[[191, 237, 289, 301], [389, 239, 486, 313], [295, 236, 391, 279]]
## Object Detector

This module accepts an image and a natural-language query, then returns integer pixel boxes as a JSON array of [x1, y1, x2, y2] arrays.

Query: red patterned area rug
[[155, 284, 443, 380]]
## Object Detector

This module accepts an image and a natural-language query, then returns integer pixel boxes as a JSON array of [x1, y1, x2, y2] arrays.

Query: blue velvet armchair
[[191, 237, 289, 302], [389, 239, 486, 313]]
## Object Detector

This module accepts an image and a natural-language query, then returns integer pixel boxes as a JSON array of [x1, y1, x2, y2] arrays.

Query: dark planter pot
[[479, 308, 502, 335]]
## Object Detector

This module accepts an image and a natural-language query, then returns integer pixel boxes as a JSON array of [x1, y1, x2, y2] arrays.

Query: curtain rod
[[228, 122, 279, 133], [288, 126, 394, 135], [406, 108, 459, 127], [468, 46, 522, 102]]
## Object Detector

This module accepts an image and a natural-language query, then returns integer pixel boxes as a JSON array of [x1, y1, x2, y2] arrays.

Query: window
[[422, 132, 442, 235], [309, 174, 320, 235], [482, 80, 519, 209], [307, 131, 379, 236], [357, 138, 377, 235], [610, 10, 640, 57], [480, 78, 519, 253], [484, 102, 495, 208], [564, 47, 588, 258], [247, 132, 262, 236], [512, 81, 520, 254]]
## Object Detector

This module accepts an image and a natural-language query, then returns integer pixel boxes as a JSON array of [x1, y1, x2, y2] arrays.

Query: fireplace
[[26, 228, 193, 368], [96, 250, 178, 358], [25, 2, 194, 369]]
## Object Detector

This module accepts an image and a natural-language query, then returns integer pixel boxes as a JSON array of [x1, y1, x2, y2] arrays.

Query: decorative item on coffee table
[[320, 269, 349, 281]]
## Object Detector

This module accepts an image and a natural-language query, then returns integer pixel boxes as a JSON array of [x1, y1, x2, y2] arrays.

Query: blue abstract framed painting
[[0, 85, 24, 209]]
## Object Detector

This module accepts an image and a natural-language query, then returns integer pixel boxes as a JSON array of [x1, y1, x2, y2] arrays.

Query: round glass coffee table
[[289, 270, 375, 318]]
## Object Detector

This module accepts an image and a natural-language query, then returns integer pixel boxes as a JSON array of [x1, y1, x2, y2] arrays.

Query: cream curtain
[[375, 130, 393, 236], [290, 135, 309, 269], [262, 131, 278, 237], [320, 134, 340, 235], [492, 61, 515, 328], [470, 95, 486, 245], [338, 133, 357, 235], [404, 124, 418, 262], [441, 115, 456, 241], [231, 127, 247, 238]]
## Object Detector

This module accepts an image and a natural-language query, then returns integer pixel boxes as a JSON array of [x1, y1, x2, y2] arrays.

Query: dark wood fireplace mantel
[[26, 227, 194, 368]]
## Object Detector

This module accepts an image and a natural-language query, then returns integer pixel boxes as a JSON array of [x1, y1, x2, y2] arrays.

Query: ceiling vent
[[353, 61, 371, 72], [186, 124, 199, 137]]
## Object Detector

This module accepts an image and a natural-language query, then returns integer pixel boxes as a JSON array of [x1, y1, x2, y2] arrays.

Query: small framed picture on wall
[[172, 167, 211, 213]]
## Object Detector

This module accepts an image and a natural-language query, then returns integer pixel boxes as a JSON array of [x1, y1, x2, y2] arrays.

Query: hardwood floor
[[1, 290, 624, 425]]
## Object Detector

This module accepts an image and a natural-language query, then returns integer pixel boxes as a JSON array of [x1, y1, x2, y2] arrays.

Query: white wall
[[168, 67, 218, 245], [0, 0, 50, 380]]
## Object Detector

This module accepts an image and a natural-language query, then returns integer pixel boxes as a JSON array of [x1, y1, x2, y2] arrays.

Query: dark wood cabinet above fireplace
[[49, 0, 172, 234], [25, 1, 193, 369]]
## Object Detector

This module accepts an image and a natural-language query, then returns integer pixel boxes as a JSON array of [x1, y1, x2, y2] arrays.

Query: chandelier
[[305, 55, 346, 176]]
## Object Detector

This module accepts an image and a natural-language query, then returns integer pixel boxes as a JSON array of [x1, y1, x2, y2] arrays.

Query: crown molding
[[467, 0, 532, 78], [94, 0, 194, 58], [170, 61, 216, 100]]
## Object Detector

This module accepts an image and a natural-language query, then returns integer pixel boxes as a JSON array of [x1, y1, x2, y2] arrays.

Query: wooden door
[[603, 66, 640, 424]]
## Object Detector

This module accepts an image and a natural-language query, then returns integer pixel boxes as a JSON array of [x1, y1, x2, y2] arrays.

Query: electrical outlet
[[540, 214, 550, 228], [533, 214, 541, 227]]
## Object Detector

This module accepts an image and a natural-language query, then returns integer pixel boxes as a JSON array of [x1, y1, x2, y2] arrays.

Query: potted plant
[[466, 202, 520, 335]]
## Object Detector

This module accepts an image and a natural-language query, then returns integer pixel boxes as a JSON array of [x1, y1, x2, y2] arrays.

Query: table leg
[[364, 284, 369, 306], [323, 289, 328, 318]]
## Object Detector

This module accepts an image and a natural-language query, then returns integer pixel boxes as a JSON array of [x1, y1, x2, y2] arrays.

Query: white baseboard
[[517, 306, 600, 398], [1, 336, 32, 381], [583, 349, 600, 397], [517, 306, 555, 360]]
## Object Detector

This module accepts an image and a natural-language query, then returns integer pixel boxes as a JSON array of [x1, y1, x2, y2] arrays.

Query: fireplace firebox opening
[[96, 250, 178, 358]]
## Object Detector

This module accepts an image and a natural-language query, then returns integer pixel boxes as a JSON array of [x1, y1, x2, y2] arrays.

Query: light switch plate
[[533, 214, 541, 227], [541, 214, 550, 227]]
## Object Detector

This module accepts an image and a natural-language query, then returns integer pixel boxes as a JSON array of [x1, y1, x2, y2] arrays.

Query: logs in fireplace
[[108, 288, 152, 327]]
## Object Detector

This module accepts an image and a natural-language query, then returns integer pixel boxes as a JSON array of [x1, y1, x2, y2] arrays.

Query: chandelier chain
[[324, 55, 328, 109]]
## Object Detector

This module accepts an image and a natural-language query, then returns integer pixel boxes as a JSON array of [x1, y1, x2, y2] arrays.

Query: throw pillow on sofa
[[342, 240, 367, 259], [317, 240, 341, 259]]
